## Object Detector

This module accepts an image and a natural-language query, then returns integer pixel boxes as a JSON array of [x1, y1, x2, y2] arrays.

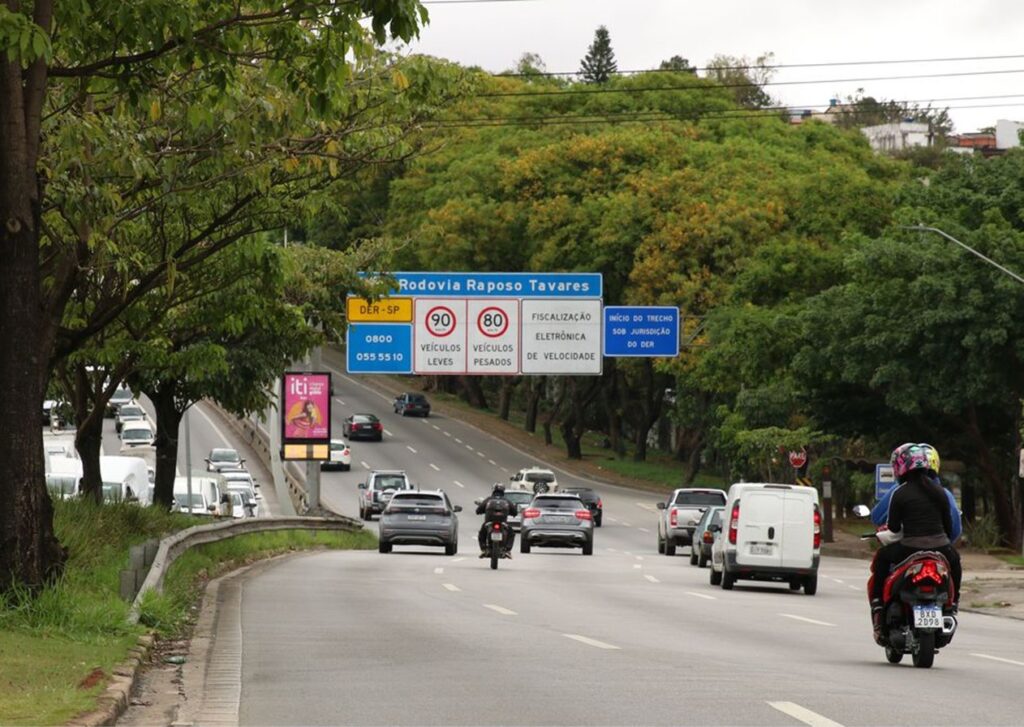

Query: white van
[[47, 457, 83, 500], [99, 455, 152, 505], [709, 483, 821, 595], [173, 473, 223, 516]]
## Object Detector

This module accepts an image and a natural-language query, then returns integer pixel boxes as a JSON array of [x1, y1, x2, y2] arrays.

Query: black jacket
[[887, 478, 953, 542], [477, 495, 517, 522]]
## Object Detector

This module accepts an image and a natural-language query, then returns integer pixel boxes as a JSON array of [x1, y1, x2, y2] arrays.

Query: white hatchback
[[321, 439, 352, 471]]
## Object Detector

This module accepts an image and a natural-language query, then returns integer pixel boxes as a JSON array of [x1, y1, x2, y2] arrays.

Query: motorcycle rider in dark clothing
[[869, 443, 961, 645], [477, 483, 517, 558]]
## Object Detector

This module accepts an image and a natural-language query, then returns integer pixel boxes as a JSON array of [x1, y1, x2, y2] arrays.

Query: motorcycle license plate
[[490, 531, 504, 542], [913, 605, 943, 629]]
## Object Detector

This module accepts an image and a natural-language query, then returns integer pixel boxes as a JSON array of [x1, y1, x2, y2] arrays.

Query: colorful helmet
[[890, 442, 940, 482]]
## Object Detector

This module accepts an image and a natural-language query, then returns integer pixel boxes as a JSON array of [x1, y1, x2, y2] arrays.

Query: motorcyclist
[[868, 443, 962, 645], [477, 483, 517, 558]]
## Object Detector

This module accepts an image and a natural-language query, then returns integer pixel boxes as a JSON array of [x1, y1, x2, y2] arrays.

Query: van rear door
[[780, 490, 816, 569], [738, 488, 785, 568]]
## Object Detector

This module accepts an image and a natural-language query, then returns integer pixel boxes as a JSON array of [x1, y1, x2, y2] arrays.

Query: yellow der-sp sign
[[346, 297, 413, 323]]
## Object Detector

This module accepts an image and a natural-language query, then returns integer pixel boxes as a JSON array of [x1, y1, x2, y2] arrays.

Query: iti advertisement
[[283, 372, 331, 441]]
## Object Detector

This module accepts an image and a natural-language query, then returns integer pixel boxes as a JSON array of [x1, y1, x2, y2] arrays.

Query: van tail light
[[813, 505, 822, 549], [575, 510, 592, 521], [523, 508, 541, 519], [728, 503, 740, 545], [670, 508, 678, 527]]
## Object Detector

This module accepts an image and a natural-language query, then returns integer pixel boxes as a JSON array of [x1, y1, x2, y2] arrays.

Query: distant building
[[860, 122, 932, 153], [995, 119, 1024, 149]]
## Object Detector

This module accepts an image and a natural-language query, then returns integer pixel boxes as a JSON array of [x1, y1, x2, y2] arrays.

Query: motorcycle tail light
[[670, 508, 678, 527], [492, 523, 502, 531], [911, 560, 945, 585], [575, 510, 592, 521]]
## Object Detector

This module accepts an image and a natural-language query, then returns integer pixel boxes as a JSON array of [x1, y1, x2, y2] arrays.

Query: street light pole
[[903, 225, 1024, 285]]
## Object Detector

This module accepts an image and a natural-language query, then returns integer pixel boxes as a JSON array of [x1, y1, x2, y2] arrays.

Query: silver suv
[[520, 493, 594, 555], [358, 470, 413, 520], [656, 488, 727, 556]]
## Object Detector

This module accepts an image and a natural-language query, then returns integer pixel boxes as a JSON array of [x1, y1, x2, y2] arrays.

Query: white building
[[860, 122, 932, 153], [995, 119, 1024, 150]]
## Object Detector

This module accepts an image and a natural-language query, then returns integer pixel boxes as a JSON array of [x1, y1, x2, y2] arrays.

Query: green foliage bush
[[963, 514, 1001, 551]]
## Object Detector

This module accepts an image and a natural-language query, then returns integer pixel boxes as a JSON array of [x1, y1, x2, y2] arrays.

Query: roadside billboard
[[282, 371, 331, 460]]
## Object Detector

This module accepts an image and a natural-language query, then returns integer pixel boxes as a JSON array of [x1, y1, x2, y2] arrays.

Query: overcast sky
[[404, 0, 1024, 133]]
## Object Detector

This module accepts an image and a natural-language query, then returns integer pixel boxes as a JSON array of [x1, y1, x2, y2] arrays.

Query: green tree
[[704, 53, 775, 109], [659, 55, 695, 74], [579, 26, 617, 84]]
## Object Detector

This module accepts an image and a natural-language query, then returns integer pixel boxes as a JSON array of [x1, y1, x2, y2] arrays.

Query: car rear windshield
[[330, 441, 347, 450], [534, 497, 580, 510], [210, 449, 237, 461], [710, 510, 723, 526], [525, 472, 555, 483], [674, 491, 726, 506], [407, 394, 427, 403], [122, 428, 152, 440], [375, 476, 409, 490], [354, 415, 378, 423], [389, 496, 445, 510], [505, 492, 534, 505], [119, 406, 143, 418]]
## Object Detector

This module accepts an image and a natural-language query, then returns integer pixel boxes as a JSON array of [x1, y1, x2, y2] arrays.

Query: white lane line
[[442, 583, 461, 592], [336, 399, 346, 406], [768, 701, 845, 727], [489, 459, 498, 466], [686, 591, 717, 601], [432, 424, 440, 430], [384, 429, 393, 436], [407, 445, 418, 454], [360, 461, 370, 470], [466, 444, 474, 451], [621, 521, 632, 527], [433, 567, 444, 575], [632, 564, 642, 569], [421, 418, 430, 424], [972, 653, 1024, 667], [501, 467, 509, 473], [847, 585, 860, 591], [563, 634, 620, 650], [780, 614, 836, 627], [429, 463, 440, 472], [193, 403, 233, 446], [477, 451, 485, 458], [644, 575, 660, 583], [634, 555, 644, 561], [606, 548, 618, 553], [453, 480, 465, 488], [830, 578, 845, 584], [483, 604, 517, 616], [451, 557, 465, 563], [635, 502, 658, 512], [623, 551, 633, 556], [455, 437, 463, 444], [638, 527, 650, 533], [444, 431, 452, 437]]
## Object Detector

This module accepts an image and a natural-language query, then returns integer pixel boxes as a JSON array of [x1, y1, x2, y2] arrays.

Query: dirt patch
[[77, 668, 106, 691]]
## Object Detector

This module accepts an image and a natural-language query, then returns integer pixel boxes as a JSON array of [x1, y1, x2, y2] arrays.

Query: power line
[[478, 68, 1024, 98], [498, 53, 1024, 77]]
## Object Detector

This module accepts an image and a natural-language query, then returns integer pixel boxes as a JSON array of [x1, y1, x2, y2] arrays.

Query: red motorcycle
[[861, 530, 958, 668]]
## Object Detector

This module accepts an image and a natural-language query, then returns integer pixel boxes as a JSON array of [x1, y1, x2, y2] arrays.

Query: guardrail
[[127, 515, 362, 623]]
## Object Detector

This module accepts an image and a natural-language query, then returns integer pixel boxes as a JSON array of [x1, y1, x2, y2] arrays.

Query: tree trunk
[[148, 383, 184, 510], [524, 377, 544, 433], [74, 416, 105, 505], [459, 376, 488, 409], [683, 442, 704, 485], [965, 405, 1020, 547], [561, 416, 583, 459], [497, 377, 518, 421], [542, 379, 565, 446]]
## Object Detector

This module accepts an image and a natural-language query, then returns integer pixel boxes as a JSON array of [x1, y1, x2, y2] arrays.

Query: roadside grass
[[0, 499, 374, 726], [138, 528, 376, 634], [998, 554, 1024, 567]]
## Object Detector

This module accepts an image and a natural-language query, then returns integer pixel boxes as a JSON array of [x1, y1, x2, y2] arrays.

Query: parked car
[[344, 413, 384, 442], [503, 489, 535, 531], [519, 493, 594, 555], [105, 387, 134, 418], [509, 466, 558, 494], [709, 483, 821, 595], [393, 392, 431, 417], [657, 488, 727, 556], [690, 506, 724, 568], [206, 447, 244, 472], [321, 439, 352, 471], [358, 470, 413, 520], [115, 403, 146, 434], [118, 421, 155, 449], [378, 490, 461, 555], [559, 486, 602, 526]]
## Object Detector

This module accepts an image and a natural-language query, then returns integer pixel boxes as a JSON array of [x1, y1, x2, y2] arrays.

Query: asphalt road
[[208, 365, 1024, 727]]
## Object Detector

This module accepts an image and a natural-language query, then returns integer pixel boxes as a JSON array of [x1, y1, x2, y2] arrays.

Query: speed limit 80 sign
[[468, 300, 519, 374]]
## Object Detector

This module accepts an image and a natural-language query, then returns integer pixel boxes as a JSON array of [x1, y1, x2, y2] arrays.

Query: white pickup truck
[[656, 488, 727, 556]]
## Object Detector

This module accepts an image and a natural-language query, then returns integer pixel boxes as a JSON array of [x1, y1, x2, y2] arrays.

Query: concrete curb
[[66, 633, 154, 727]]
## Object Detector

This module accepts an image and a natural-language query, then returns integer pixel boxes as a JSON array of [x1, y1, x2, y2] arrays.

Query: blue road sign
[[368, 272, 603, 299], [347, 323, 413, 374], [875, 463, 896, 501], [603, 306, 680, 357]]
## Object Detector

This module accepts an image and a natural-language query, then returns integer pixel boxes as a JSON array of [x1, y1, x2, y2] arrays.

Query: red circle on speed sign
[[788, 449, 807, 469], [477, 306, 509, 338], [425, 306, 456, 337]]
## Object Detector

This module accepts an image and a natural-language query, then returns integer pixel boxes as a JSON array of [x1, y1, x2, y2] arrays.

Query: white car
[[115, 402, 146, 433], [221, 469, 261, 496], [321, 439, 352, 471], [206, 447, 244, 472], [119, 421, 155, 449], [509, 466, 558, 494]]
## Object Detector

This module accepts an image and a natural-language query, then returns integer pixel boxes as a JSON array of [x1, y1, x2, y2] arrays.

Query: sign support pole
[[269, 377, 297, 517], [304, 346, 323, 511]]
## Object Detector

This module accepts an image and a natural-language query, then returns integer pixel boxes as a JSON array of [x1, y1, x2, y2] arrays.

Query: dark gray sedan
[[689, 506, 724, 568], [519, 493, 594, 555], [378, 490, 461, 556]]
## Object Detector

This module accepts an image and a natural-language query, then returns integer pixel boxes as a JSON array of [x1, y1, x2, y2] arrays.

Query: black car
[[393, 392, 431, 417], [344, 413, 384, 441], [560, 486, 602, 527]]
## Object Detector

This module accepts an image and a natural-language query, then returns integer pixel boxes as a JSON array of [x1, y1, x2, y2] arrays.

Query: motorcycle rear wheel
[[912, 631, 935, 668], [884, 645, 903, 664], [490, 549, 499, 570]]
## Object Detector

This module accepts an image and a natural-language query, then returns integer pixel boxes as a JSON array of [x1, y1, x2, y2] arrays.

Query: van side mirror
[[358, 483, 367, 490], [709, 523, 721, 533], [656, 502, 666, 510]]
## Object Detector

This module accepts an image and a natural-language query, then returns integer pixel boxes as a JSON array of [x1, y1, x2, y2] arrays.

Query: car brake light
[[670, 508, 678, 527], [343, 449, 350, 456], [911, 560, 945, 584], [374, 422, 383, 430], [813, 506, 822, 549], [703, 530, 714, 544], [728, 503, 740, 545], [575, 510, 592, 521], [523, 508, 540, 519]]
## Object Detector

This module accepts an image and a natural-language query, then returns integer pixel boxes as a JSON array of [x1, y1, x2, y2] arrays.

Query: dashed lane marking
[[429, 464, 440, 471], [632, 564, 642, 569], [442, 583, 461, 592], [360, 461, 370, 470], [477, 451, 485, 458], [767, 702, 845, 727], [686, 591, 717, 601], [451, 557, 465, 563], [638, 527, 650, 533], [455, 437, 463, 444], [483, 604, 517, 616], [466, 444, 474, 451], [644, 575, 660, 583], [433, 567, 444, 575], [635, 502, 659, 512], [563, 634, 620, 650], [432, 425, 440, 431], [444, 431, 452, 437], [621, 521, 632, 527], [454, 480, 465, 488], [407, 445, 418, 454], [383, 429, 393, 436], [336, 399, 346, 406], [489, 459, 497, 466], [635, 555, 644, 561], [780, 614, 836, 627], [972, 653, 1024, 667]]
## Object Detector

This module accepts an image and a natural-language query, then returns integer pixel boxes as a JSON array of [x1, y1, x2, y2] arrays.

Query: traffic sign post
[[875, 463, 896, 501], [467, 299, 519, 374], [414, 299, 467, 374], [603, 306, 680, 357], [346, 297, 413, 323], [788, 448, 807, 470]]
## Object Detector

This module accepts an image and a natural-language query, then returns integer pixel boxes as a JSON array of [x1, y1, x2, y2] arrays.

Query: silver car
[[519, 493, 594, 555], [504, 489, 535, 531], [378, 490, 461, 556]]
